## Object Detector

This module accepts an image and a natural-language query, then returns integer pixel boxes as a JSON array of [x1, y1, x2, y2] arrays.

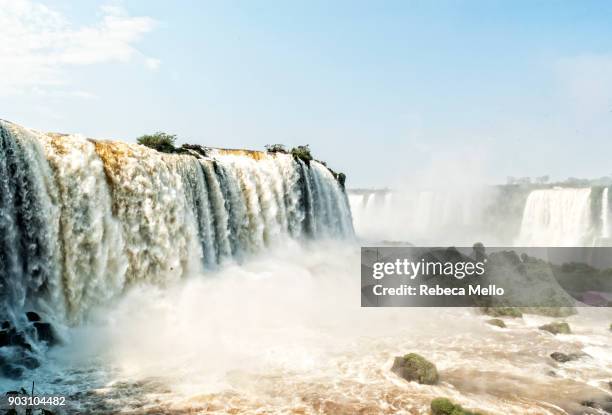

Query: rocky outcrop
[[550, 352, 584, 363], [391, 353, 439, 385], [430, 398, 482, 415], [0, 312, 58, 379], [539, 322, 571, 335], [486, 318, 506, 328]]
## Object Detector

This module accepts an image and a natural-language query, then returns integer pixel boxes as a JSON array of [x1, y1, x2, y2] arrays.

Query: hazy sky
[[1, 0, 612, 187]]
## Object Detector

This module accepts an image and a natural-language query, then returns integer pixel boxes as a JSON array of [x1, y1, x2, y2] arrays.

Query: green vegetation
[[391, 353, 439, 385], [264, 144, 288, 153], [431, 398, 482, 415], [137, 132, 178, 153], [291, 145, 313, 163]]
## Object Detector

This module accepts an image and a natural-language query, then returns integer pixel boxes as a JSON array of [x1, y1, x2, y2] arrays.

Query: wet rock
[[17, 355, 40, 370], [1, 321, 10, 330], [486, 318, 506, 328], [0, 330, 10, 347], [391, 353, 439, 385], [34, 322, 57, 345], [539, 322, 571, 335], [550, 352, 582, 363], [431, 397, 482, 415], [581, 399, 612, 413], [9, 330, 32, 351], [1, 363, 24, 379], [26, 311, 41, 322], [480, 307, 522, 318]]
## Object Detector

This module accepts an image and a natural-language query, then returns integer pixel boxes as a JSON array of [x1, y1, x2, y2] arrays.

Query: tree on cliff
[[137, 132, 177, 153]]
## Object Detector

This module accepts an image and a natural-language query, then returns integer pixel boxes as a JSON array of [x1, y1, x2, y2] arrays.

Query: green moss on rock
[[486, 318, 506, 328], [539, 322, 571, 335], [391, 353, 439, 385], [431, 398, 482, 415]]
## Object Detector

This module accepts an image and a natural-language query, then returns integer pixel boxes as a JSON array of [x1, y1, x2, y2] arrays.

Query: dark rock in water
[[0, 330, 10, 347], [9, 331, 32, 351], [1, 363, 24, 379], [581, 399, 612, 413], [26, 311, 41, 322], [34, 322, 56, 345], [1, 321, 10, 330], [550, 352, 583, 363], [539, 322, 571, 335], [431, 397, 482, 415], [486, 318, 506, 328], [17, 355, 40, 370], [391, 353, 439, 385]]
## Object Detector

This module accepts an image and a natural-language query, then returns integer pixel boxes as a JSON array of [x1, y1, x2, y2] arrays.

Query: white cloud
[[0, 0, 158, 95]]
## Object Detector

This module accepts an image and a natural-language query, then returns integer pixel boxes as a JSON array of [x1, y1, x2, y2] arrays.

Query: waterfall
[[602, 187, 609, 239], [517, 188, 593, 246], [0, 120, 353, 327]]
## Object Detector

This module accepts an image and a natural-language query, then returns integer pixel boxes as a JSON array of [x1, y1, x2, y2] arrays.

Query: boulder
[[550, 352, 582, 363], [26, 311, 41, 322], [539, 322, 571, 335], [486, 318, 506, 328], [1, 363, 24, 379], [0, 329, 10, 347], [9, 330, 32, 351], [1, 321, 10, 330], [431, 398, 482, 415], [17, 355, 40, 370], [34, 322, 57, 345], [391, 353, 439, 385]]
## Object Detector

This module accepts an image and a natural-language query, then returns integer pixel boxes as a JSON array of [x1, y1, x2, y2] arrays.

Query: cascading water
[[601, 187, 609, 239], [0, 120, 353, 336], [517, 188, 593, 246]]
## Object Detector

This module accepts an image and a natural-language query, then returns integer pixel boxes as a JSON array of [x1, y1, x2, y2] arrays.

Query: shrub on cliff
[[265, 144, 288, 153], [291, 145, 313, 163], [137, 132, 178, 153]]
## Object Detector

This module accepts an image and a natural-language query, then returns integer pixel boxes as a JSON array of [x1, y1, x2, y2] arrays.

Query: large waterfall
[[0, 120, 353, 328], [517, 188, 593, 246]]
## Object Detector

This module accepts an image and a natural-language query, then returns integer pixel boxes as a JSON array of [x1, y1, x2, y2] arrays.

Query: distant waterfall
[[517, 188, 593, 246], [602, 187, 609, 239], [0, 120, 353, 325]]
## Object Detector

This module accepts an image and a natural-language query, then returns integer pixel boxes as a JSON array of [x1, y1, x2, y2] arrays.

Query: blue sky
[[2, 0, 612, 187]]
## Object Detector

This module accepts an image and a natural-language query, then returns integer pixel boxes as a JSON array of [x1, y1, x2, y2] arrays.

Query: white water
[[6, 241, 609, 415], [518, 188, 593, 247], [602, 188, 609, 239]]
